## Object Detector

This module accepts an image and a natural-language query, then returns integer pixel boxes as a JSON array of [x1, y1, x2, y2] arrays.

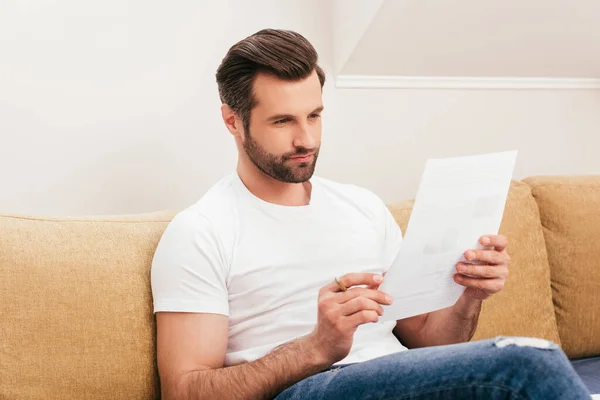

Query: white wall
[[1, 1, 599, 215], [0, 0, 333, 215], [332, 0, 383, 73], [324, 88, 600, 203], [341, 0, 600, 77]]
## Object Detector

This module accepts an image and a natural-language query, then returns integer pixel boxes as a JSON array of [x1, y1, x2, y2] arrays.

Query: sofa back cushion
[[523, 176, 600, 359], [0, 212, 175, 399], [387, 181, 560, 344]]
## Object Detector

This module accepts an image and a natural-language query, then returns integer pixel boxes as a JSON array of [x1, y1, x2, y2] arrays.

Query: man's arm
[[392, 297, 482, 348], [157, 273, 391, 400], [392, 234, 510, 348], [184, 338, 328, 399], [156, 312, 330, 400]]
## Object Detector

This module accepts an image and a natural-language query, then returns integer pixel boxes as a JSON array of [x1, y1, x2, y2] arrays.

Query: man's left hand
[[453, 234, 511, 301]]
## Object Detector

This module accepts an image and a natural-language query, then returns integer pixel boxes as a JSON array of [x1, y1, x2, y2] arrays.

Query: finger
[[367, 281, 383, 290], [453, 274, 505, 293], [324, 273, 384, 293], [464, 249, 508, 265], [374, 271, 389, 290], [341, 296, 384, 316], [337, 288, 393, 306], [344, 309, 380, 328], [456, 263, 509, 279], [480, 235, 508, 251]]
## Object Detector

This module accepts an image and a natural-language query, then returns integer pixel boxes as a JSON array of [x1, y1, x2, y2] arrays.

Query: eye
[[274, 118, 291, 125], [309, 114, 321, 120]]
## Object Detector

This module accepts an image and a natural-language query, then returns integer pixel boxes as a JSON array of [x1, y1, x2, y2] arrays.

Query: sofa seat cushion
[[524, 176, 600, 359], [0, 211, 175, 400], [571, 356, 600, 394], [387, 181, 561, 344]]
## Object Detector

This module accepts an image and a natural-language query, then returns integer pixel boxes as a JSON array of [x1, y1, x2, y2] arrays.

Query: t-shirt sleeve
[[381, 202, 403, 273], [151, 210, 229, 316]]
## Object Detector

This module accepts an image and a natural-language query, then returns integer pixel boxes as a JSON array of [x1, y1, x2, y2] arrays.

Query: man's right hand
[[307, 273, 394, 365]]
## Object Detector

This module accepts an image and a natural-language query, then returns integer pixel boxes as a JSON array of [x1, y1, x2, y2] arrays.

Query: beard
[[243, 129, 319, 184]]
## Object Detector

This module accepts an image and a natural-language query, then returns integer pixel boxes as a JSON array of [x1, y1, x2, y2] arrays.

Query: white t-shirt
[[151, 173, 407, 366]]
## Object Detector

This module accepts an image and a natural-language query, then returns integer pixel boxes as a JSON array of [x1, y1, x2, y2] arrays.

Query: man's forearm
[[176, 334, 330, 400], [418, 297, 483, 347]]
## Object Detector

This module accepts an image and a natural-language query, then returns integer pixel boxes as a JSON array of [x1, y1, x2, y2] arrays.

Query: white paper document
[[379, 150, 518, 321]]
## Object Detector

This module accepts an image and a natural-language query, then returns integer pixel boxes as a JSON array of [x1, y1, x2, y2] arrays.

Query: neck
[[236, 157, 312, 207]]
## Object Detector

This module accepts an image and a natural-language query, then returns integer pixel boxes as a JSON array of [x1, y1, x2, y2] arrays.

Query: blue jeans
[[275, 337, 591, 399]]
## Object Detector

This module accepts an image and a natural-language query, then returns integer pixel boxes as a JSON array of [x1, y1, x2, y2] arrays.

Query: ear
[[221, 104, 243, 138]]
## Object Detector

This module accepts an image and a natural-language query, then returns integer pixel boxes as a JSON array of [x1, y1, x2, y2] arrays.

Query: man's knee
[[486, 336, 590, 397], [492, 336, 567, 373]]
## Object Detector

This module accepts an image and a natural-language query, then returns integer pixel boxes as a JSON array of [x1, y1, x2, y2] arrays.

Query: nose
[[292, 121, 317, 150]]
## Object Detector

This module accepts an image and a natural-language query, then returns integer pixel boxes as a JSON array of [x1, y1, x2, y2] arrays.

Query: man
[[150, 29, 590, 399]]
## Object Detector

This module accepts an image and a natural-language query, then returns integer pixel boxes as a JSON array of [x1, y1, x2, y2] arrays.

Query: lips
[[290, 154, 313, 162]]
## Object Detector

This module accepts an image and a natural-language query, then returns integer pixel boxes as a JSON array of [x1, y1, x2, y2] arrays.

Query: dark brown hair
[[216, 29, 326, 132]]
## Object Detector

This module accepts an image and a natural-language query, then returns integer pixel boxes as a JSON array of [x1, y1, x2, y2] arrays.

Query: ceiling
[[336, 0, 600, 78]]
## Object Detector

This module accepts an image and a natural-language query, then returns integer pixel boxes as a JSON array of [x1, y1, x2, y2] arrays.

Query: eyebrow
[[266, 106, 324, 122]]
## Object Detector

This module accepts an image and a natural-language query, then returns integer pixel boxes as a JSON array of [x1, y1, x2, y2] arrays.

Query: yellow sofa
[[1, 176, 599, 399]]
